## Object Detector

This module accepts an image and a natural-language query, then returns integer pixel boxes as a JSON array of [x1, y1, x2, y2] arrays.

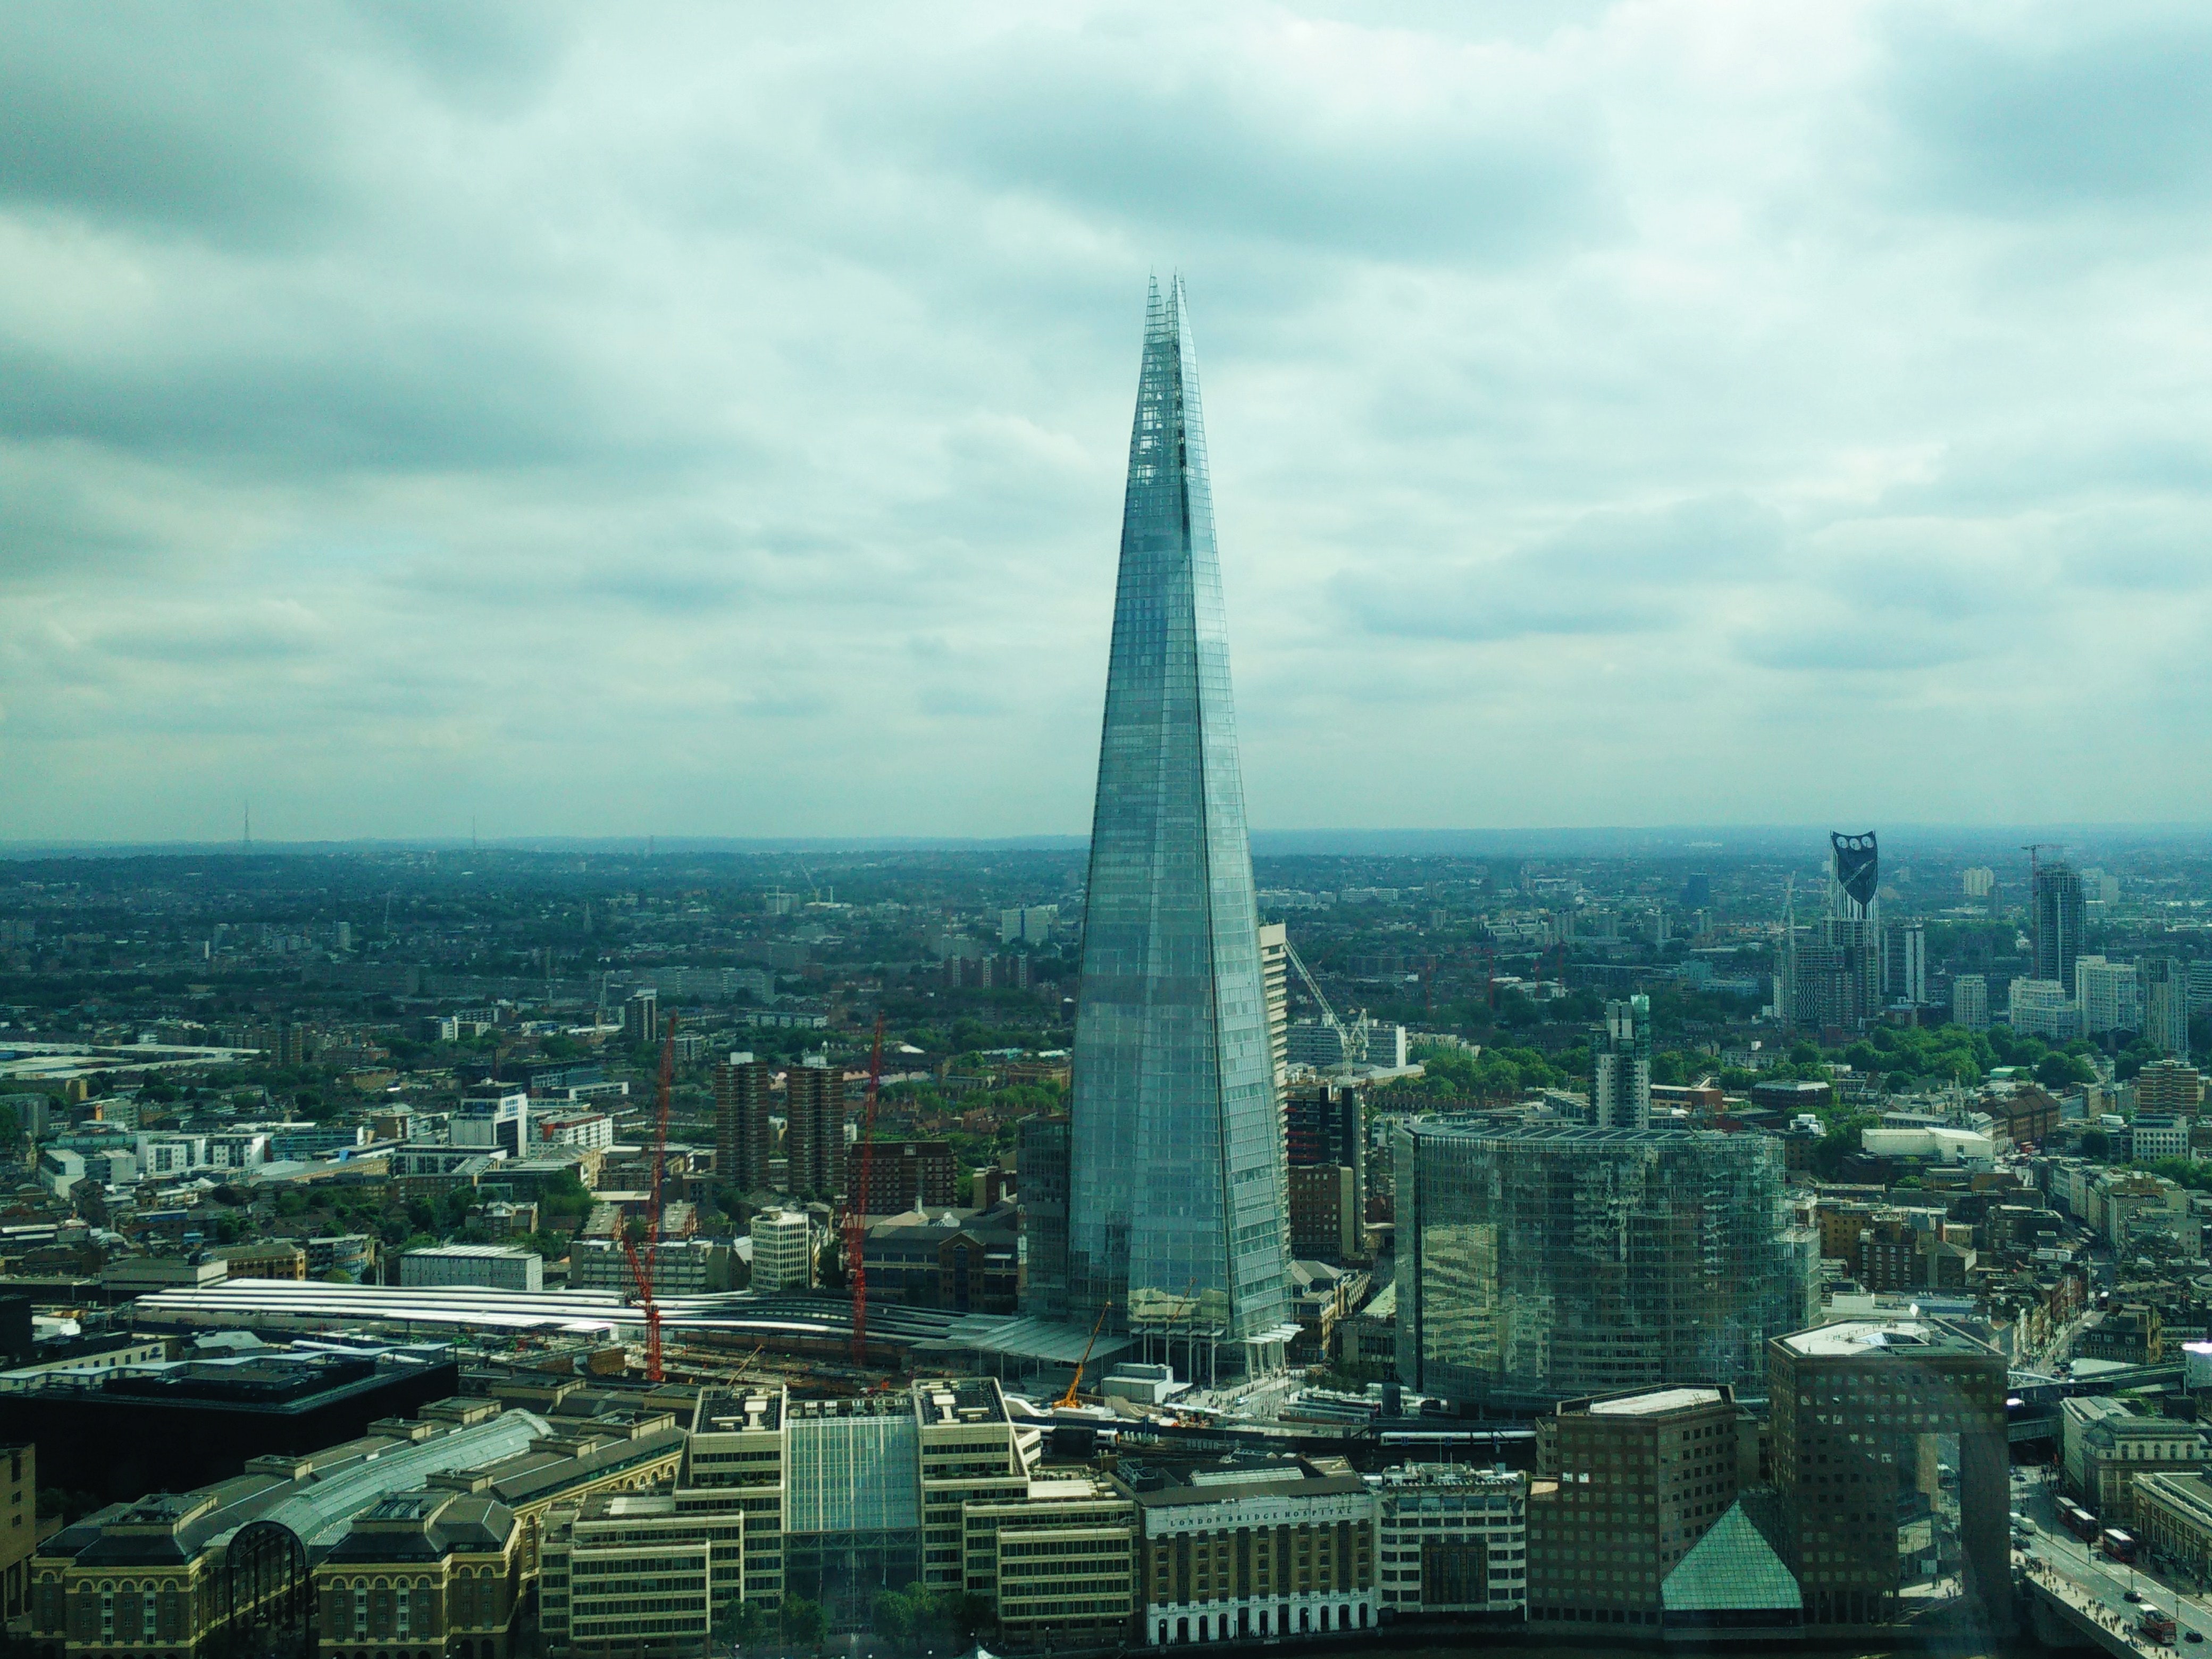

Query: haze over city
[[8, 2, 2212, 843]]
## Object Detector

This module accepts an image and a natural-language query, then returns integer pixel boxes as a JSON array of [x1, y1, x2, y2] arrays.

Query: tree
[[780, 1595, 827, 1651]]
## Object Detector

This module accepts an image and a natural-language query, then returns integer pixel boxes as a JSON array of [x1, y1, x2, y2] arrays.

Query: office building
[[999, 904, 1058, 946], [1768, 1317, 2007, 1633], [1017, 1114, 1070, 1319], [2138, 1059, 2205, 1116], [570, 1236, 731, 1295], [621, 988, 659, 1048], [2008, 977, 2079, 1040], [784, 1060, 845, 1197], [1951, 974, 1989, 1033], [962, 1474, 1138, 1648], [749, 1210, 814, 1292], [1593, 995, 1651, 1129], [1365, 1023, 1409, 1070], [2062, 1396, 2206, 1522], [314, 1489, 527, 1659], [1527, 1385, 1749, 1632], [400, 1244, 543, 1293], [1375, 1463, 1527, 1618], [2032, 862, 2086, 992], [1395, 1121, 1816, 1409], [2133, 1115, 2190, 1163], [0, 1444, 30, 1623], [2076, 955, 2141, 1036], [1882, 920, 1927, 1005], [2143, 956, 2192, 1057], [860, 1205, 1019, 1313], [1127, 1454, 1375, 1645], [714, 1052, 775, 1193], [1259, 923, 1290, 1090], [1068, 278, 1291, 1352], [452, 1090, 530, 1157]]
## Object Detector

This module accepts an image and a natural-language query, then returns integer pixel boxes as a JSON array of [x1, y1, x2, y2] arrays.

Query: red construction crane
[[622, 1017, 677, 1382], [843, 1016, 887, 1367]]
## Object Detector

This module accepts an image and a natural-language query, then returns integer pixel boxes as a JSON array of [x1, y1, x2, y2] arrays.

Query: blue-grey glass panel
[[1069, 278, 1289, 1343]]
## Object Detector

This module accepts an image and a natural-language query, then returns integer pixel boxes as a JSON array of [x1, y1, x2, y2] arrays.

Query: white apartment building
[[2009, 978, 2080, 1040], [750, 1210, 814, 1292], [2076, 957, 2141, 1036], [1952, 974, 1989, 1032]]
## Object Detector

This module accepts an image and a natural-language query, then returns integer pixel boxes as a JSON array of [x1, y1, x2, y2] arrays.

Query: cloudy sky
[[4, 1, 2209, 843]]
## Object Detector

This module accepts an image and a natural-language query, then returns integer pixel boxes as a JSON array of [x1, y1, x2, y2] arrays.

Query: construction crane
[[1056, 1302, 1111, 1409], [843, 1016, 887, 1367], [621, 1017, 677, 1383], [1281, 939, 1369, 1065]]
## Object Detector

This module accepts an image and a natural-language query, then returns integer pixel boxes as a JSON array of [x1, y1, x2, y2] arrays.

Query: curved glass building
[[1068, 278, 1289, 1347], [1394, 1119, 1817, 1407]]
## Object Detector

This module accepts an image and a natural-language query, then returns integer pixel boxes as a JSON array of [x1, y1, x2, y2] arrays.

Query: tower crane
[[621, 1017, 676, 1382], [843, 1016, 887, 1366], [1281, 939, 1369, 1065]]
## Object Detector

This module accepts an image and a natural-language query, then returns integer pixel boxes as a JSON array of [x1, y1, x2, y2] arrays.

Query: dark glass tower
[[1068, 278, 1289, 1345]]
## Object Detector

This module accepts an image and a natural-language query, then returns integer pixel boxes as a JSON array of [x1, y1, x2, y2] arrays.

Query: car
[[2126, 1590, 2143, 1603], [2184, 1630, 2201, 1644]]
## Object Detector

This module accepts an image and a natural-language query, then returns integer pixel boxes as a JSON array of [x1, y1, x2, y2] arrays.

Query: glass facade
[[1069, 278, 1289, 1343], [1395, 1120, 1816, 1408]]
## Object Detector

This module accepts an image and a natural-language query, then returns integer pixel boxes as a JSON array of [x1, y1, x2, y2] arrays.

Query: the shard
[[1068, 277, 1291, 1351]]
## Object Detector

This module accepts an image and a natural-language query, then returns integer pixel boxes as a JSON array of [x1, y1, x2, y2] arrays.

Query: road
[[2012, 1465, 2206, 1649]]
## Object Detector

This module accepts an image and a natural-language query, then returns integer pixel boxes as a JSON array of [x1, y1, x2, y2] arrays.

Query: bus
[[2102, 1528, 2139, 1563], [2058, 1498, 2099, 1542]]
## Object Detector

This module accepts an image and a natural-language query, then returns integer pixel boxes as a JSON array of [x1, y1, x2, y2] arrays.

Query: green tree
[[780, 1595, 827, 1651]]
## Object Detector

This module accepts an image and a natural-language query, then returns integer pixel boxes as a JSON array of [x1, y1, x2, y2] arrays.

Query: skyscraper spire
[[1067, 278, 1290, 1355]]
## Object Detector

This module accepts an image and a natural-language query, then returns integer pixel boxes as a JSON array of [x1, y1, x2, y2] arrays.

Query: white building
[[749, 1209, 814, 1292], [1374, 1463, 1527, 1616], [398, 1244, 543, 1292], [531, 1112, 615, 1153], [2009, 978, 2080, 1040], [1951, 974, 1989, 1033], [1963, 867, 1996, 898], [2142, 958, 2192, 1058], [999, 905, 1059, 946], [2075, 957, 2141, 1036]]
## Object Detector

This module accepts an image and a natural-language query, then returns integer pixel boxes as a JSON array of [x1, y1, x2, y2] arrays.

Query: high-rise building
[[998, 905, 1058, 946], [784, 1060, 845, 1198], [1394, 1121, 1817, 1409], [622, 988, 659, 1048], [1593, 995, 1651, 1129], [1794, 832, 1882, 1032], [749, 1209, 813, 1291], [1286, 1084, 1364, 1186], [1962, 867, 1995, 899], [1017, 1115, 1069, 1319], [714, 1051, 775, 1194], [1951, 974, 1989, 1032], [1768, 1317, 2007, 1633], [1067, 279, 1289, 1352], [1259, 923, 1290, 1092], [2075, 956, 2141, 1037], [2032, 862, 2086, 992], [1881, 920, 1927, 1005], [2141, 957, 2192, 1057]]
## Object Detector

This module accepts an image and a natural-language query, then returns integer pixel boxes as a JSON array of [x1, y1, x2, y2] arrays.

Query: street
[[2013, 1465, 2206, 1649]]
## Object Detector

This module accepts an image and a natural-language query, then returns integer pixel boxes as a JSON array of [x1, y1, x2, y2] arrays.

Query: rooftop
[[1777, 1318, 1995, 1360], [1588, 1387, 1727, 1417]]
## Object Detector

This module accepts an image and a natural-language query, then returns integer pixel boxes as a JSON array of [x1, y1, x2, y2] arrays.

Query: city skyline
[[7, 6, 2212, 840]]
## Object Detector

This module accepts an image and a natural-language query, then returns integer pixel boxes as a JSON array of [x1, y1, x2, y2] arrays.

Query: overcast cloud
[[4, 0, 2210, 841]]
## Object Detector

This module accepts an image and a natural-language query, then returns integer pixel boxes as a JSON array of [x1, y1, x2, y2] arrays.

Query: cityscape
[[7, 8, 2212, 1659]]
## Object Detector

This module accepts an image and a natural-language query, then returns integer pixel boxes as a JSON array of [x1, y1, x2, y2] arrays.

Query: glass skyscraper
[[1395, 1119, 1817, 1408], [1068, 278, 1290, 1346]]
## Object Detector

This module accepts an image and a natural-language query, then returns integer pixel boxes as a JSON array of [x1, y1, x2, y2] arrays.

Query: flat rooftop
[[1588, 1387, 1725, 1417], [1778, 1319, 1992, 1359]]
